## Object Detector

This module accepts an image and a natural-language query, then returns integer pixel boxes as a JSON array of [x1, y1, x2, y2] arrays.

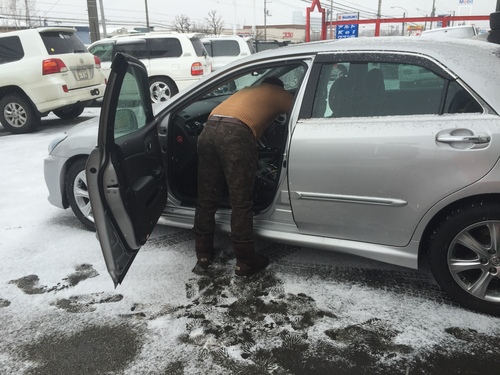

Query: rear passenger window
[[40, 31, 86, 55], [115, 43, 147, 59], [147, 38, 182, 58], [0, 36, 24, 64], [211, 40, 240, 56], [88, 43, 113, 62], [312, 61, 481, 118], [190, 38, 207, 57]]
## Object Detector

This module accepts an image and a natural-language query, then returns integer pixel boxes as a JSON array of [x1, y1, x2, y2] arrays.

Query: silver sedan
[[45, 37, 500, 316]]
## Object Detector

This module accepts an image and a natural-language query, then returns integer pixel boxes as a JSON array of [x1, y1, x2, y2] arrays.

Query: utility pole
[[264, 0, 267, 41], [430, 0, 436, 29], [24, 0, 30, 27], [87, 0, 101, 43], [377, 0, 382, 18], [98, 0, 107, 38], [145, 0, 150, 31], [329, 0, 333, 39]]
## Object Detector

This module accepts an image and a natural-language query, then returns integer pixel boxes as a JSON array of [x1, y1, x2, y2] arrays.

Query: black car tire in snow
[[65, 158, 95, 231], [149, 77, 178, 103], [53, 105, 85, 120], [429, 200, 500, 316], [0, 94, 40, 134]]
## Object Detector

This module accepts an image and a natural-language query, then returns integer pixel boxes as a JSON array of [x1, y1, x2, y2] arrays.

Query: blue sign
[[336, 24, 359, 39], [336, 12, 359, 39]]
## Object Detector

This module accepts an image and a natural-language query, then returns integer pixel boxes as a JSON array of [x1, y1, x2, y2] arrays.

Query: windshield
[[40, 31, 86, 55]]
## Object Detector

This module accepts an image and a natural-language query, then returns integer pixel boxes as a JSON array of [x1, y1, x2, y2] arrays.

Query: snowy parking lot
[[1, 109, 500, 374]]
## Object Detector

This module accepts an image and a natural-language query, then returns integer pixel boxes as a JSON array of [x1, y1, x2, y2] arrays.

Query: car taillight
[[191, 62, 204, 76], [94, 55, 101, 69], [42, 58, 68, 75]]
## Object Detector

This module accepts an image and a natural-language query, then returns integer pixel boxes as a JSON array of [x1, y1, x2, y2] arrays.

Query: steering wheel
[[257, 113, 288, 149]]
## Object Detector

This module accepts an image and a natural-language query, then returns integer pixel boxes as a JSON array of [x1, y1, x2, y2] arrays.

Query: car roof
[[2, 27, 77, 36], [202, 35, 247, 41], [243, 37, 500, 111], [89, 32, 202, 47]]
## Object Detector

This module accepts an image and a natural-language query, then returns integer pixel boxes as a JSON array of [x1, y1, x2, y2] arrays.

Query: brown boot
[[195, 233, 214, 268], [233, 242, 269, 277]]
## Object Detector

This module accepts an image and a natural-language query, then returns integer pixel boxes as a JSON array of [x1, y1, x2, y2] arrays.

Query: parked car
[[0, 27, 106, 134], [202, 35, 255, 70], [87, 32, 212, 102], [420, 25, 479, 39], [253, 39, 290, 52], [45, 37, 500, 315]]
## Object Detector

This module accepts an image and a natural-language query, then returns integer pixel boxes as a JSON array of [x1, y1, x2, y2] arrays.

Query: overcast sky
[[30, 0, 498, 29]]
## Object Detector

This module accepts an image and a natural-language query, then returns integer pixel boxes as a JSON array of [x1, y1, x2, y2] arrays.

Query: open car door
[[87, 53, 167, 286]]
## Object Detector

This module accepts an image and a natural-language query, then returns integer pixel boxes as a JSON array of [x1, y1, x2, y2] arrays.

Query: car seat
[[360, 68, 385, 116], [328, 77, 351, 117]]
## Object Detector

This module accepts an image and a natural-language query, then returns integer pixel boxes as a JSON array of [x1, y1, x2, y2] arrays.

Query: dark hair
[[262, 76, 285, 88]]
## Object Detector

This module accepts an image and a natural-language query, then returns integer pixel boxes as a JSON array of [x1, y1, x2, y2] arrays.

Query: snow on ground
[[1, 110, 500, 374]]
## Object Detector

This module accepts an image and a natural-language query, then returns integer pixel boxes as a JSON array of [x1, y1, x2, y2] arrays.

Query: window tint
[[115, 42, 147, 59], [444, 81, 482, 114], [88, 43, 113, 62], [211, 40, 240, 56], [203, 42, 213, 56], [114, 66, 148, 139], [40, 31, 86, 55], [190, 38, 207, 57], [204, 63, 305, 98], [247, 41, 256, 54], [147, 38, 182, 58], [311, 61, 470, 118], [0, 36, 24, 64]]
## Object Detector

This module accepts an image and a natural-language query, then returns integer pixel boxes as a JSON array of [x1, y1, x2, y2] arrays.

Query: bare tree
[[205, 10, 224, 35], [6, 0, 37, 28], [171, 14, 191, 33], [191, 21, 210, 34]]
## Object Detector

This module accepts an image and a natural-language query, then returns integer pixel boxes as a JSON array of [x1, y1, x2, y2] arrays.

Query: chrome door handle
[[436, 135, 490, 144]]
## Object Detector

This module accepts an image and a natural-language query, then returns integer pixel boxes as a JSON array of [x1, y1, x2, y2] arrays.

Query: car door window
[[147, 38, 182, 58], [312, 61, 482, 118], [212, 40, 240, 56], [115, 42, 147, 60], [0, 36, 24, 64], [88, 43, 113, 62], [114, 67, 149, 139]]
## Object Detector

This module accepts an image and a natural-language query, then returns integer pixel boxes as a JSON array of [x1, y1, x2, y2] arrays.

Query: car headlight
[[47, 133, 68, 154]]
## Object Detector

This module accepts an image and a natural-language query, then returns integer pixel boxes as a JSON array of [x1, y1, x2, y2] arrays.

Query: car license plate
[[77, 69, 89, 80]]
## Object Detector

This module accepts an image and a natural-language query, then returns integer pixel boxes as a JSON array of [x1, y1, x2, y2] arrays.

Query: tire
[[65, 158, 95, 231], [490, 11, 500, 31], [428, 200, 500, 316], [53, 105, 85, 120], [149, 77, 178, 103], [0, 94, 40, 134]]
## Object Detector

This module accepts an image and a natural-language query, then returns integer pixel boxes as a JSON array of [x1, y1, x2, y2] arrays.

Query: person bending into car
[[194, 76, 293, 276]]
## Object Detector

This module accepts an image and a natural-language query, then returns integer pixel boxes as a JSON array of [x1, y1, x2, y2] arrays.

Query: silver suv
[[0, 27, 106, 134], [88, 32, 212, 102]]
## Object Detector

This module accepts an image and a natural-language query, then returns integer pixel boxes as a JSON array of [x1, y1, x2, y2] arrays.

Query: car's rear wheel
[[65, 158, 95, 231], [429, 201, 500, 315], [53, 105, 85, 120], [149, 77, 178, 103], [0, 94, 40, 134]]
